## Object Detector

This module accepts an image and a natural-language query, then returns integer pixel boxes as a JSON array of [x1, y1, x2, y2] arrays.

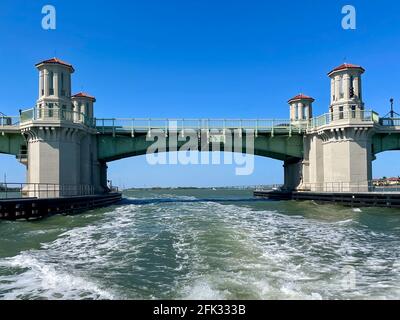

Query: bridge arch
[[97, 132, 304, 163]]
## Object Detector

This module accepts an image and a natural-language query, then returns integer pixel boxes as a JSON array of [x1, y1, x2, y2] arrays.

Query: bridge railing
[[94, 118, 308, 134], [94, 110, 380, 134], [20, 107, 94, 127], [0, 183, 95, 199], [0, 115, 20, 127], [379, 118, 400, 126], [299, 180, 400, 193], [306, 110, 378, 130], [13, 107, 392, 132], [255, 184, 284, 192]]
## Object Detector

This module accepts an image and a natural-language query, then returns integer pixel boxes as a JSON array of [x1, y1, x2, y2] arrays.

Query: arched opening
[[107, 152, 283, 189], [372, 151, 400, 187], [0, 154, 26, 198]]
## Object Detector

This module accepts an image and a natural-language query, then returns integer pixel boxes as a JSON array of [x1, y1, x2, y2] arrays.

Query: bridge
[[1, 59, 400, 197]]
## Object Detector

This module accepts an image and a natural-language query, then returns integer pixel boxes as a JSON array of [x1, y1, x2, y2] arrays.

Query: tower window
[[339, 106, 344, 120], [349, 87, 355, 98], [49, 71, 54, 95], [48, 103, 54, 118], [349, 76, 354, 98], [40, 71, 45, 96], [351, 105, 356, 118], [61, 73, 65, 96]]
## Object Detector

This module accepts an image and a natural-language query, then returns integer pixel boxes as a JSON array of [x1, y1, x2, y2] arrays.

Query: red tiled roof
[[288, 94, 315, 103], [72, 92, 96, 101], [328, 63, 365, 76], [35, 58, 75, 72]]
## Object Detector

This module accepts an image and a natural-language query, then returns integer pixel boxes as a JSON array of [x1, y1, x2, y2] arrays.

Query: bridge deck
[[3, 109, 400, 136], [94, 118, 306, 135]]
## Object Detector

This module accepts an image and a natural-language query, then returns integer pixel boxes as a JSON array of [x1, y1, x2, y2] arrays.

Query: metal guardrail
[[20, 107, 94, 127], [94, 118, 308, 135], [255, 181, 400, 193], [299, 181, 400, 193], [1, 116, 20, 127], [17, 108, 308, 134], [379, 118, 400, 126], [0, 183, 95, 199], [4, 107, 399, 133], [95, 110, 379, 135], [307, 110, 378, 129], [255, 184, 284, 192]]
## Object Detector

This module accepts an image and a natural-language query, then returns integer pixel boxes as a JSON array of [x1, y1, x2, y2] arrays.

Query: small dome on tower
[[72, 92, 96, 102], [288, 94, 315, 104], [288, 93, 314, 121], [328, 63, 364, 77], [35, 57, 75, 73]]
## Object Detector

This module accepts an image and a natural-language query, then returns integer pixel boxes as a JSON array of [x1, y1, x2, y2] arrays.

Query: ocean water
[[1, 188, 400, 300]]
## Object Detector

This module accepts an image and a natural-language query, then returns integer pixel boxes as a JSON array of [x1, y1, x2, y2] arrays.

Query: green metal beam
[[372, 132, 400, 154], [0, 133, 26, 156], [97, 133, 304, 162]]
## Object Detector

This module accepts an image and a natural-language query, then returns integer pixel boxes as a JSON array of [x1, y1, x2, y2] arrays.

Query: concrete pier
[[254, 190, 400, 208], [0, 193, 122, 220]]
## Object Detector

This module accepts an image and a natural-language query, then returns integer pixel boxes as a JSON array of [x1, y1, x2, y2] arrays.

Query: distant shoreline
[[121, 186, 280, 191]]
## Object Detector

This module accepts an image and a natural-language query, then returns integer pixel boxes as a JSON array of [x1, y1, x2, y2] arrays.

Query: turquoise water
[[1, 189, 400, 300]]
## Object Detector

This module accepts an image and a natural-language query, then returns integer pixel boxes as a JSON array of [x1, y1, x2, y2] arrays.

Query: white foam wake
[[0, 253, 115, 300]]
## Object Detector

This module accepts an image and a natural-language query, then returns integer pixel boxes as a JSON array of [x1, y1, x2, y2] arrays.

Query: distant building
[[373, 177, 400, 186]]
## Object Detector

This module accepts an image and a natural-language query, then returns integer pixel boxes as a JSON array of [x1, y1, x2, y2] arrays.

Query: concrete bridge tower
[[283, 94, 315, 191], [71, 92, 106, 193], [36, 58, 74, 118], [299, 63, 373, 192], [288, 94, 314, 122], [328, 63, 365, 120], [20, 58, 105, 197]]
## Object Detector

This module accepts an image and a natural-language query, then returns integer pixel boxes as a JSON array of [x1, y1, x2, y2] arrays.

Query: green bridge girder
[[372, 132, 400, 154], [0, 132, 26, 157], [3, 130, 400, 164], [97, 133, 304, 162]]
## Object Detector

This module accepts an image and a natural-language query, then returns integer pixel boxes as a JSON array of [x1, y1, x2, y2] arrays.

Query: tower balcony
[[20, 107, 95, 127], [307, 109, 379, 130]]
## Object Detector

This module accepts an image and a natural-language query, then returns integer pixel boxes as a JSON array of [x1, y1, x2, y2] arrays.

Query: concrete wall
[[298, 126, 373, 192], [21, 123, 107, 197], [308, 134, 324, 187]]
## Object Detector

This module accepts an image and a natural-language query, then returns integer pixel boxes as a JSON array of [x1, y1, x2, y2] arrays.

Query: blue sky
[[1, 0, 400, 187]]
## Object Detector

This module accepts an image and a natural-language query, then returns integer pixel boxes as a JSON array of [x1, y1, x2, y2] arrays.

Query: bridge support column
[[300, 133, 324, 191], [22, 126, 82, 197], [283, 158, 302, 191], [99, 161, 109, 192], [21, 124, 107, 198], [320, 127, 373, 192]]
